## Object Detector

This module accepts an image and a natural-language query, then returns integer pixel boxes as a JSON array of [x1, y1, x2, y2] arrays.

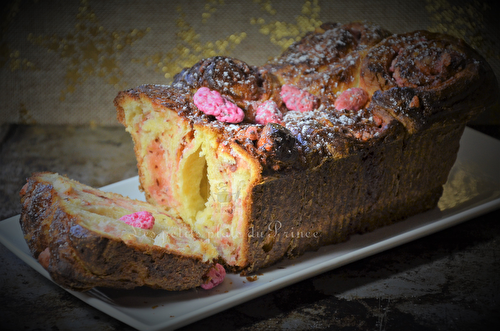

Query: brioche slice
[[19, 172, 224, 292]]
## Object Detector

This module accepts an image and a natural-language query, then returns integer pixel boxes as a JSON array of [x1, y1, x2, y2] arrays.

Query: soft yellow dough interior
[[49, 173, 218, 262], [121, 99, 260, 267]]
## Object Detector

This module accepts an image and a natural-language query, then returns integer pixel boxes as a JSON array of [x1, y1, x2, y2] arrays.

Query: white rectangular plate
[[1, 127, 500, 331]]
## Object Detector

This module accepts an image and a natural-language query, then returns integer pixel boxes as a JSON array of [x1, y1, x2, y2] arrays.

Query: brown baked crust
[[361, 30, 499, 133], [115, 22, 498, 273], [262, 22, 392, 101], [245, 122, 465, 272], [19, 172, 218, 291], [117, 27, 497, 175]]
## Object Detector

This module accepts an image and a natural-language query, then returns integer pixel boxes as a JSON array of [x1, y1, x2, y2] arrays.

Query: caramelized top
[[116, 22, 498, 174]]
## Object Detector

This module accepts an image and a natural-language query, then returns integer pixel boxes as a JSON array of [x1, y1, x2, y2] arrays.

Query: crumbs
[[244, 272, 264, 283], [246, 275, 258, 282]]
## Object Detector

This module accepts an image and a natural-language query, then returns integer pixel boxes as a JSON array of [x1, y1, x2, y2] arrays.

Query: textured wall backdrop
[[1, 0, 499, 126]]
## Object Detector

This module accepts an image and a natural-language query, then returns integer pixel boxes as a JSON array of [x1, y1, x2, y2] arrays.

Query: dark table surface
[[1, 123, 499, 331]]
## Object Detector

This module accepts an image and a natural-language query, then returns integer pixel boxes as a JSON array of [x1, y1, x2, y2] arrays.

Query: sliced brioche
[[19, 172, 222, 291]]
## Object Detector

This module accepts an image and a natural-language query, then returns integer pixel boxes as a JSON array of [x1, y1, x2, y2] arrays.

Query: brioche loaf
[[115, 22, 498, 274], [19, 172, 223, 291]]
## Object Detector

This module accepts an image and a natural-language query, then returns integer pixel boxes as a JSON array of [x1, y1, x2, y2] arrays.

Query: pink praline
[[119, 211, 155, 230], [201, 263, 226, 290], [193, 87, 245, 123]]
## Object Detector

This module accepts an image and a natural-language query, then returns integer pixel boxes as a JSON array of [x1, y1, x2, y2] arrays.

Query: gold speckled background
[[1, 0, 499, 126]]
